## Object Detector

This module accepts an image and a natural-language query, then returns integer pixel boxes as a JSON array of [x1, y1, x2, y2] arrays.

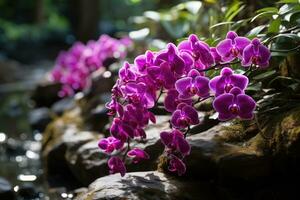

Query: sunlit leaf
[[278, 0, 299, 3], [268, 18, 281, 33], [129, 28, 150, 40], [225, 1, 243, 19], [144, 11, 160, 22], [227, 5, 245, 21], [256, 7, 278, 14], [247, 25, 267, 36], [251, 11, 277, 22], [210, 21, 234, 29]]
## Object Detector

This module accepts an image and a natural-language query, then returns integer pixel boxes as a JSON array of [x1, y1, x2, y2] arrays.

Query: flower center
[[224, 83, 233, 93], [230, 47, 239, 56], [251, 56, 260, 65], [178, 117, 189, 127], [129, 94, 140, 104], [189, 85, 197, 95], [229, 104, 239, 114]]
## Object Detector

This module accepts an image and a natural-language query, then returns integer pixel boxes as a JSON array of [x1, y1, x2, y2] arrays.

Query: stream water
[[0, 60, 69, 199]]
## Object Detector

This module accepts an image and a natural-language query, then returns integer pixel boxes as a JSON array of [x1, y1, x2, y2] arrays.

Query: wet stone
[[51, 97, 76, 116], [75, 171, 216, 200], [29, 107, 52, 132]]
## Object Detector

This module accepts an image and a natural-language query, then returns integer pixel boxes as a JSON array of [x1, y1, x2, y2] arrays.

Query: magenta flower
[[127, 148, 150, 163], [178, 34, 214, 69], [58, 85, 74, 97], [168, 155, 186, 176], [147, 62, 177, 89], [108, 157, 126, 177], [110, 118, 134, 141], [209, 67, 248, 96], [216, 31, 250, 62], [50, 35, 131, 97], [171, 103, 199, 129], [210, 47, 222, 64], [119, 62, 137, 83], [160, 129, 190, 156], [175, 69, 210, 99], [122, 104, 156, 132], [98, 137, 124, 153], [155, 43, 186, 75], [242, 38, 271, 68], [121, 82, 156, 108], [164, 89, 193, 112], [134, 50, 155, 74], [105, 98, 124, 116], [213, 87, 256, 121]]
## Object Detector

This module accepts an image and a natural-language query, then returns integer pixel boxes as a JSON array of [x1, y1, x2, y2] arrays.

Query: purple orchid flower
[[121, 82, 156, 108], [98, 137, 124, 153], [108, 157, 126, 177], [160, 129, 190, 156], [242, 38, 271, 68], [178, 34, 215, 70], [164, 89, 193, 112], [127, 148, 150, 163], [119, 62, 137, 83], [171, 103, 199, 129], [209, 67, 248, 96], [105, 97, 124, 116], [147, 61, 177, 89], [175, 69, 210, 100], [210, 47, 222, 64], [216, 31, 250, 62], [110, 118, 134, 141], [122, 104, 156, 131], [168, 155, 186, 176], [134, 50, 155, 74], [154, 43, 187, 76], [213, 87, 256, 121]]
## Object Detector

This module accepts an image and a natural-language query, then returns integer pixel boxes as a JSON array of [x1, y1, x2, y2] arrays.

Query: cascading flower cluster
[[99, 31, 271, 177], [50, 35, 132, 97]]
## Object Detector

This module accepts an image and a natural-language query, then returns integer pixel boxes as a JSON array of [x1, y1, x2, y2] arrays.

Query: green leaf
[[210, 21, 234, 29], [278, 4, 295, 15], [246, 82, 262, 91], [256, 7, 278, 14], [278, 0, 299, 3], [161, 20, 190, 39], [251, 11, 277, 22], [247, 25, 267, 36], [227, 5, 245, 21], [268, 18, 281, 33], [253, 70, 277, 80], [225, 1, 243, 19]]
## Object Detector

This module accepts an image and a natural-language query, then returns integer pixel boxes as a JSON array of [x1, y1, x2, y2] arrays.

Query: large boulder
[[75, 171, 215, 200], [65, 115, 169, 185], [31, 80, 61, 107], [159, 123, 271, 184]]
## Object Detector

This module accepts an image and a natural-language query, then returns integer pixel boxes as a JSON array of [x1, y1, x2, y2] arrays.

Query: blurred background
[[0, 0, 295, 199]]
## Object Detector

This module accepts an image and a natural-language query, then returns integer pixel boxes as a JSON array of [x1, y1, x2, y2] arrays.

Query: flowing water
[[0, 60, 70, 199]]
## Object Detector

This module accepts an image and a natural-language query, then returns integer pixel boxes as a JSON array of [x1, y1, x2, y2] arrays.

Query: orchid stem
[[197, 60, 240, 73]]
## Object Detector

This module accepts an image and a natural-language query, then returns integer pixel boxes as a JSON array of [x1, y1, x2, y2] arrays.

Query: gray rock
[[75, 171, 216, 200], [160, 123, 271, 183], [65, 116, 169, 185], [31, 81, 61, 107], [51, 97, 76, 116], [29, 107, 52, 132], [0, 177, 15, 200]]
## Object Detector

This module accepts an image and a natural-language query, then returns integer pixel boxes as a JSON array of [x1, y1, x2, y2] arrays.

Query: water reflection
[[0, 64, 67, 199]]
